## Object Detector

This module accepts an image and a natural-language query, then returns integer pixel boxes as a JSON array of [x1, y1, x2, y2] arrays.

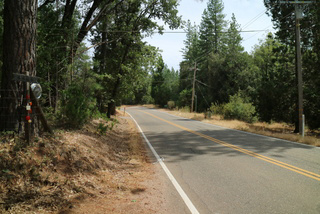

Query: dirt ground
[[66, 114, 174, 214], [0, 111, 175, 214]]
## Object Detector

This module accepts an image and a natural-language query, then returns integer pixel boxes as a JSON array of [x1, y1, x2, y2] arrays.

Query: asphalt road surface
[[127, 107, 320, 214]]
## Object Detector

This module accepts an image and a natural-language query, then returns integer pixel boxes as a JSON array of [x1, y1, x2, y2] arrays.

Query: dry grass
[[0, 111, 163, 214], [161, 109, 320, 147]]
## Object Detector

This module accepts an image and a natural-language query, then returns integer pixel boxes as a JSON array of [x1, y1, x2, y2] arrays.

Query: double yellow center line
[[141, 110, 320, 181]]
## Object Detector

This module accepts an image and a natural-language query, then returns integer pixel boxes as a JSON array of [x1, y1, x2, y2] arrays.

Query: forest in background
[[0, 0, 319, 133]]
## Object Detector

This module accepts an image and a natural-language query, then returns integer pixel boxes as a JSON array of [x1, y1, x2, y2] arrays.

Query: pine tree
[[198, 0, 227, 56], [0, 0, 38, 131]]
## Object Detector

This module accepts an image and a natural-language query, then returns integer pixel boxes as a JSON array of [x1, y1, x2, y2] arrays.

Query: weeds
[[97, 118, 118, 135]]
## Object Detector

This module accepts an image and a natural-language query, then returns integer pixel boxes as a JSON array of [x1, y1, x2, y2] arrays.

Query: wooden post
[[30, 89, 53, 134], [25, 72, 31, 144], [279, 1, 315, 136], [191, 62, 197, 112]]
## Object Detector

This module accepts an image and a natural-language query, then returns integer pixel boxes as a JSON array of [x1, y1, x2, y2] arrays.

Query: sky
[[143, 0, 275, 70]]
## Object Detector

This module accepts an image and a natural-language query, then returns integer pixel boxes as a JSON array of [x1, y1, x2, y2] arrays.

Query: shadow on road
[[143, 127, 314, 163]]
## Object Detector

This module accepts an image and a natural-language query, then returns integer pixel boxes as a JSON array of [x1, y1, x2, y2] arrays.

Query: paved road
[[127, 107, 320, 214]]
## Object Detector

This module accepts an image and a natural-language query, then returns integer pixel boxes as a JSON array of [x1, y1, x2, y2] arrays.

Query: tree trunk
[[0, 0, 38, 131], [106, 42, 131, 118]]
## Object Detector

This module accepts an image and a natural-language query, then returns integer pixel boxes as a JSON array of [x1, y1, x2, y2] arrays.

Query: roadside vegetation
[[159, 106, 320, 147], [0, 112, 164, 213], [0, 0, 319, 212], [139, 0, 320, 139]]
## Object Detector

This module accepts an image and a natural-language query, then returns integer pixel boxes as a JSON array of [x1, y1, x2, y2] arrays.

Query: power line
[[196, 83, 211, 109], [241, 9, 268, 30], [196, 79, 213, 89], [243, 9, 295, 42], [39, 27, 275, 34]]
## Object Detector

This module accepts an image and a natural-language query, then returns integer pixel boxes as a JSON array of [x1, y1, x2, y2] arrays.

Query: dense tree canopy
[[0, 0, 319, 132]]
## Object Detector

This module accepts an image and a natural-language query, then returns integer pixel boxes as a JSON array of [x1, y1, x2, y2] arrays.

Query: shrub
[[167, 101, 175, 110], [97, 123, 108, 135], [177, 89, 192, 107], [204, 110, 212, 119], [180, 106, 190, 113], [223, 92, 257, 123], [210, 103, 224, 115], [61, 83, 97, 127]]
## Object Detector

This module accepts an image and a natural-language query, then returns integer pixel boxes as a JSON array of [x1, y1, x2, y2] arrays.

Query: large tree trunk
[[0, 0, 38, 131]]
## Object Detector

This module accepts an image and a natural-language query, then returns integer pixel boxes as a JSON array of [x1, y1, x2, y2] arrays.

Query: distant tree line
[[148, 0, 320, 130]]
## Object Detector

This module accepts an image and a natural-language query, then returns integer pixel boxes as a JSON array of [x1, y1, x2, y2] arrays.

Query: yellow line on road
[[141, 110, 320, 181]]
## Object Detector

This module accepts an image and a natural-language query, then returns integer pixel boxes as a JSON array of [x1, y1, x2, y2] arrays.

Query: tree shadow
[[142, 125, 315, 164]]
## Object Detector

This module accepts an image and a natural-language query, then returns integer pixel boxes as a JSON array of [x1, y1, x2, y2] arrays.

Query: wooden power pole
[[280, 1, 314, 136], [191, 62, 198, 112]]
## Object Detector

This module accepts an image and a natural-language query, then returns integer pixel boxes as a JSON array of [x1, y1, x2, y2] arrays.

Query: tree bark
[[107, 42, 131, 118], [0, 0, 38, 131]]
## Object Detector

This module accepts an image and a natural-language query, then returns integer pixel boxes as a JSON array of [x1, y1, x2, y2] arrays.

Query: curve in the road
[[141, 110, 320, 182]]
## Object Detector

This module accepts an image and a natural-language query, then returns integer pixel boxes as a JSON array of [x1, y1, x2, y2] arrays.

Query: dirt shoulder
[[153, 107, 320, 147], [0, 112, 177, 214]]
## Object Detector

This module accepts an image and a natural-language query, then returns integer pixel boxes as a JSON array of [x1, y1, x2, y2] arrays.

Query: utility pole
[[191, 62, 198, 112], [280, 1, 314, 136]]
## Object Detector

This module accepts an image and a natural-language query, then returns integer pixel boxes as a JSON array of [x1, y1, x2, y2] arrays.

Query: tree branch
[[38, 0, 55, 11]]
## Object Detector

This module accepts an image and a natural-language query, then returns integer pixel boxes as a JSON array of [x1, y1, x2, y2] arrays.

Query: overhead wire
[[196, 83, 211, 109], [244, 9, 295, 42], [241, 9, 268, 30]]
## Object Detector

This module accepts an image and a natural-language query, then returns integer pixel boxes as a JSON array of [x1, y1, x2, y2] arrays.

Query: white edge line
[[126, 111, 200, 214], [154, 109, 319, 149]]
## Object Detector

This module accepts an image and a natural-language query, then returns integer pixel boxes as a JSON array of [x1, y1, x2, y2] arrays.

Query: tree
[[264, 0, 320, 129], [198, 0, 227, 56], [252, 33, 296, 123], [0, 1, 4, 79], [182, 20, 200, 62], [215, 14, 247, 101], [151, 57, 179, 107], [92, 0, 181, 117], [151, 57, 166, 106], [0, 0, 38, 131], [196, 0, 228, 111]]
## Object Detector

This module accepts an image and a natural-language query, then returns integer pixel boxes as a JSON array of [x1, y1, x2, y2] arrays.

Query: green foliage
[[199, 0, 227, 55], [97, 119, 118, 135], [91, 0, 181, 116], [97, 123, 108, 135], [61, 83, 97, 127], [263, 1, 320, 129], [151, 56, 179, 107], [177, 89, 192, 108], [210, 103, 224, 115], [252, 33, 296, 123], [222, 93, 257, 123]]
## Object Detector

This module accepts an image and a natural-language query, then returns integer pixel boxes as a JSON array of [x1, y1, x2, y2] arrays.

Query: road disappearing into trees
[[128, 107, 320, 214]]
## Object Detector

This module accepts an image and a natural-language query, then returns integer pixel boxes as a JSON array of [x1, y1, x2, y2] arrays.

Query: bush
[[61, 83, 97, 127], [210, 103, 224, 115], [167, 101, 175, 110], [177, 89, 192, 107], [180, 106, 190, 113], [204, 110, 212, 119], [222, 93, 257, 123]]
